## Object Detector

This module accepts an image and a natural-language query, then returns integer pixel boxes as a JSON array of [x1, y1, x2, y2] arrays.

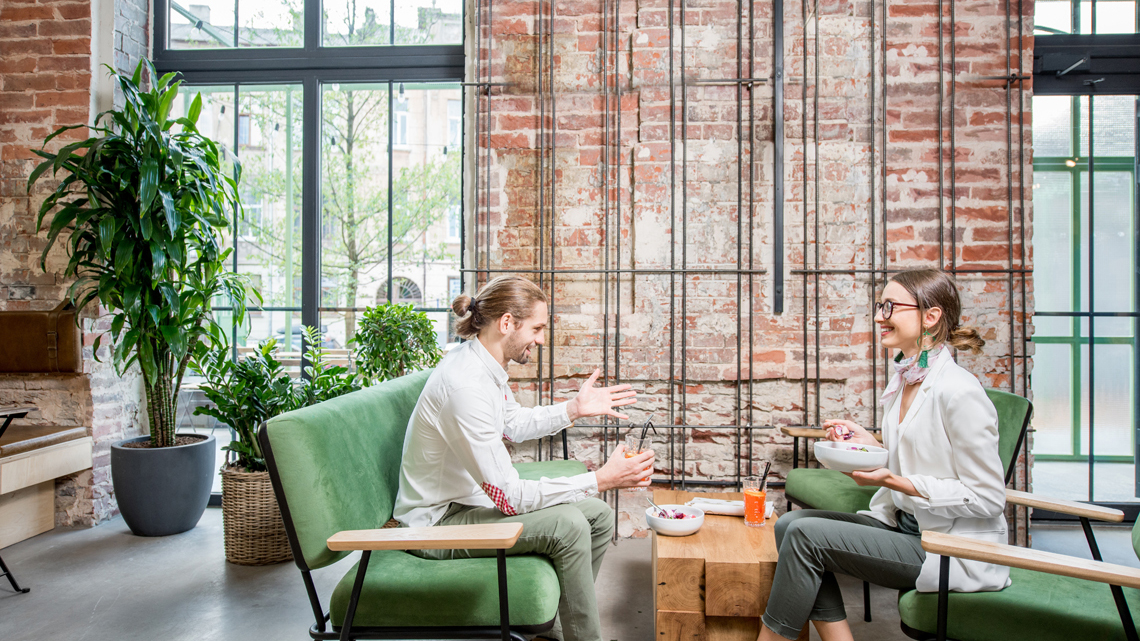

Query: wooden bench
[[0, 407, 93, 550]]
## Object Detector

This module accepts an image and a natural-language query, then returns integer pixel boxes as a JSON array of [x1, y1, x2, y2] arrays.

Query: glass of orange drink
[[624, 433, 649, 491], [743, 477, 767, 527]]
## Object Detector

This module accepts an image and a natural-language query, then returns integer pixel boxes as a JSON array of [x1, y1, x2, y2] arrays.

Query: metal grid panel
[[466, 0, 1032, 536]]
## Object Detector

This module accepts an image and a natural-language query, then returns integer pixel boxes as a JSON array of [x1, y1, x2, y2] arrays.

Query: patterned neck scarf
[[880, 344, 951, 407]]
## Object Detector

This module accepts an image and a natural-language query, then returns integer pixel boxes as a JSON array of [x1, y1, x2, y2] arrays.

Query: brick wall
[[0, 0, 150, 527], [478, 0, 1034, 540]]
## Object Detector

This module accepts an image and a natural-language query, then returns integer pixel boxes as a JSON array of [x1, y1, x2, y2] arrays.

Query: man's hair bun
[[452, 293, 474, 317]]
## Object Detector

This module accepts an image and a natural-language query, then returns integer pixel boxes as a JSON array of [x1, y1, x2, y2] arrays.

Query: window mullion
[[302, 76, 321, 342], [387, 81, 394, 304], [305, 0, 320, 51]]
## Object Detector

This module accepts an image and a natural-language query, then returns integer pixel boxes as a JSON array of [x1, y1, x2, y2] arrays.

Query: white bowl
[[646, 504, 705, 536], [813, 441, 889, 473]]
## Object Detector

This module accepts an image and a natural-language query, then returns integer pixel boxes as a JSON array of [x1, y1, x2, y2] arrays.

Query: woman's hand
[[845, 468, 921, 497], [822, 419, 879, 446]]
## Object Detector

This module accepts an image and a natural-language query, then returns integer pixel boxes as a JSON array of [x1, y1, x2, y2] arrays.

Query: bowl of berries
[[645, 504, 705, 536], [813, 441, 889, 473]]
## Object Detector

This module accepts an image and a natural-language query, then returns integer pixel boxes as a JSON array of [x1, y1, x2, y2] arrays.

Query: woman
[[758, 269, 1011, 641]]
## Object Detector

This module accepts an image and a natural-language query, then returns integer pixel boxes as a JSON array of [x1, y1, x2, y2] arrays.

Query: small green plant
[[351, 303, 442, 385], [192, 326, 360, 472], [296, 325, 360, 406], [193, 340, 296, 472]]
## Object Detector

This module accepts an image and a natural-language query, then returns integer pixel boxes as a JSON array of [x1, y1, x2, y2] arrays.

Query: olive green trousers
[[761, 509, 926, 640], [412, 498, 614, 641]]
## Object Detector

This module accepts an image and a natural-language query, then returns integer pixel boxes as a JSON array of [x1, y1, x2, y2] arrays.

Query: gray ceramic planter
[[111, 433, 216, 536]]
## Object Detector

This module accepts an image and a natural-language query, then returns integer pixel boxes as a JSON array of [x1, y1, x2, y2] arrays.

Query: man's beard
[[505, 334, 534, 365]]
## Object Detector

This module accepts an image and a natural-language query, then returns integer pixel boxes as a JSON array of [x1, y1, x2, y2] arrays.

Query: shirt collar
[[470, 338, 509, 386]]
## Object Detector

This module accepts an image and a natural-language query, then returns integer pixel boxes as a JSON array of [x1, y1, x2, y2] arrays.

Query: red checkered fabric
[[481, 482, 518, 516]]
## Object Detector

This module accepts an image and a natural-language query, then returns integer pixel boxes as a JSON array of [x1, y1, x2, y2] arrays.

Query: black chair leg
[[497, 548, 511, 641], [863, 580, 871, 622], [0, 554, 29, 594], [339, 551, 371, 641], [936, 555, 950, 641]]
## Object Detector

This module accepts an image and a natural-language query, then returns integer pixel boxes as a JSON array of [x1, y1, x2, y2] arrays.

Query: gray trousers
[[761, 509, 926, 640], [411, 498, 614, 641]]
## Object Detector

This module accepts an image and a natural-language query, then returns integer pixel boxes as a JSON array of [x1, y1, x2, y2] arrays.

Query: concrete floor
[[0, 509, 1133, 641]]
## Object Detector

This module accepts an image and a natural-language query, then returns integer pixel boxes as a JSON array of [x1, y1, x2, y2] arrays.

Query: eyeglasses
[[875, 300, 919, 319]]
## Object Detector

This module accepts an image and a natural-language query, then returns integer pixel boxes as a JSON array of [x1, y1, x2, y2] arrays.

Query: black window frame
[[153, 0, 465, 334]]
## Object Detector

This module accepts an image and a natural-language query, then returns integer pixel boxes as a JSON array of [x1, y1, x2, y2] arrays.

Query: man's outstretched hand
[[596, 444, 655, 492], [566, 368, 638, 421]]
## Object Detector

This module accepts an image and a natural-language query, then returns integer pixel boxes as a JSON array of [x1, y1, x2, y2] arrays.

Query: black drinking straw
[[759, 461, 772, 493], [636, 414, 655, 453]]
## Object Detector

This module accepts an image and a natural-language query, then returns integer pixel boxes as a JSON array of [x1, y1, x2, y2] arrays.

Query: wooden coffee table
[[652, 490, 808, 641]]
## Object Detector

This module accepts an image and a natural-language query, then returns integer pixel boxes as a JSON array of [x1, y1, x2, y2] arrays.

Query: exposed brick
[[52, 38, 91, 55], [0, 56, 37, 73], [0, 21, 36, 38], [38, 18, 90, 38], [34, 90, 88, 108], [0, 5, 56, 21], [56, 3, 89, 20]]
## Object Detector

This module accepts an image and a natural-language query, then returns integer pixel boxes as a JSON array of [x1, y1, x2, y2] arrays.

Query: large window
[[1031, 94, 1139, 505], [158, 0, 464, 491], [156, 0, 464, 358]]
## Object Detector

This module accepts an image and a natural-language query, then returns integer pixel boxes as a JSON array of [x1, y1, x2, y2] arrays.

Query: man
[[394, 275, 654, 641]]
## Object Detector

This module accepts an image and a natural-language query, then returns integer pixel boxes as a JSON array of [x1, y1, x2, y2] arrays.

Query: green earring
[[917, 331, 933, 368]]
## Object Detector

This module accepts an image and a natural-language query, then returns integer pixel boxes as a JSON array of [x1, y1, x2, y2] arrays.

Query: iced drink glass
[[743, 477, 766, 527], [625, 432, 649, 491]]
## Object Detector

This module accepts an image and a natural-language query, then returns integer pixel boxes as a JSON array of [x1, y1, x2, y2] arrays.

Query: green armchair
[[900, 492, 1139, 641], [782, 388, 1033, 621], [259, 370, 587, 641]]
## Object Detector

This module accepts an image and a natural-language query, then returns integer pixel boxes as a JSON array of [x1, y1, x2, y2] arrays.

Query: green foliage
[[192, 340, 297, 471], [191, 326, 360, 471], [351, 303, 442, 385], [27, 60, 254, 448], [297, 325, 361, 406]]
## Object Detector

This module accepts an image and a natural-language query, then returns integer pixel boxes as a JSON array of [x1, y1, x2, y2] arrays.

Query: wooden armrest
[[1006, 489, 1124, 523], [921, 530, 1140, 589], [779, 426, 883, 442], [327, 522, 523, 552]]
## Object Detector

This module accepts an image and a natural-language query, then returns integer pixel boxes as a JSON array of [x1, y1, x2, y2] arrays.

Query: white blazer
[[859, 355, 1012, 593]]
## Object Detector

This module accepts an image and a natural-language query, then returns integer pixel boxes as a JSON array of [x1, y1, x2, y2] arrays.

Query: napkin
[[684, 497, 775, 518]]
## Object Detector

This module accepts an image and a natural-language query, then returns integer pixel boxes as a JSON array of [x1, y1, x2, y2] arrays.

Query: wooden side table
[[652, 489, 808, 641]]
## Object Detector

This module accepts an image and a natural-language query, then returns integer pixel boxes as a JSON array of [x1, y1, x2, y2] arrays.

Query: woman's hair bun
[[452, 293, 474, 317], [949, 326, 985, 355]]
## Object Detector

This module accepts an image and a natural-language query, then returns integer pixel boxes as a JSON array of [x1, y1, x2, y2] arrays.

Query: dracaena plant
[[28, 60, 255, 448]]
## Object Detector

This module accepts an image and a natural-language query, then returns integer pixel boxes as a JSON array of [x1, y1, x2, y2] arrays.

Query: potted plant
[[351, 302, 443, 385], [193, 326, 359, 564], [28, 61, 252, 536]]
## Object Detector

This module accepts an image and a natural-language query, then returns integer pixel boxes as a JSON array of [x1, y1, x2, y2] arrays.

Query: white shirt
[[859, 355, 1011, 593], [393, 339, 599, 527]]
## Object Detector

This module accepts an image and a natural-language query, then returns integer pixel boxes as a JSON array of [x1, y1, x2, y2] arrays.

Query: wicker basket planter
[[220, 465, 293, 565]]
